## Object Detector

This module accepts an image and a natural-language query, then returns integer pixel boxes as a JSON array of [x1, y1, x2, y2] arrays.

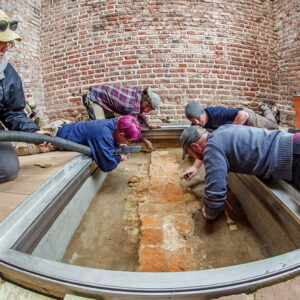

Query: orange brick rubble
[[139, 150, 194, 272]]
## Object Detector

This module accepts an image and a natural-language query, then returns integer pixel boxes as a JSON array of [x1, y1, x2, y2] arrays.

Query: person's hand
[[121, 154, 128, 161], [181, 166, 199, 181], [148, 124, 162, 129], [36, 130, 53, 149], [202, 207, 216, 221], [37, 130, 52, 135], [143, 138, 155, 152]]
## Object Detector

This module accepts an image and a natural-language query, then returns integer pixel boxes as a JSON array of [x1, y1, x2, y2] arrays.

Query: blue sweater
[[57, 119, 121, 172], [203, 124, 293, 218]]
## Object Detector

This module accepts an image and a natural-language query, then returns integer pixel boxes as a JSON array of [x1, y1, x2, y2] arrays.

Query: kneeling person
[[180, 125, 300, 221], [57, 115, 141, 172]]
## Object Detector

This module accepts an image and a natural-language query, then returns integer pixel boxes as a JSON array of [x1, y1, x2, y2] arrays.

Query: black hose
[[0, 131, 92, 156]]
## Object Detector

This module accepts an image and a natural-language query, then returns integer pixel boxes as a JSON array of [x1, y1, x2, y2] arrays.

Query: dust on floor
[[62, 148, 270, 271]]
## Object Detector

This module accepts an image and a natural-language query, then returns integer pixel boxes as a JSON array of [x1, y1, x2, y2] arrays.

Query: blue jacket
[[204, 106, 244, 130], [57, 119, 121, 172], [203, 124, 293, 218], [0, 63, 39, 132]]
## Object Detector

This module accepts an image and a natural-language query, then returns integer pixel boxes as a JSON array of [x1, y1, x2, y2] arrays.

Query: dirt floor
[[62, 148, 270, 271]]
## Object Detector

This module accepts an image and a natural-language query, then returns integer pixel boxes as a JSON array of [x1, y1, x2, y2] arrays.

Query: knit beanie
[[185, 102, 205, 120], [147, 88, 161, 110]]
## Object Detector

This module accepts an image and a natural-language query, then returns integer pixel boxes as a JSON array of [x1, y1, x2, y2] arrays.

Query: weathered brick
[[139, 247, 167, 272], [141, 228, 163, 246], [3, 0, 298, 126]]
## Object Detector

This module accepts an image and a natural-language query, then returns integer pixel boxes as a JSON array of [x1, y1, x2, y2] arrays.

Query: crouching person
[[180, 125, 300, 221], [57, 115, 141, 172]]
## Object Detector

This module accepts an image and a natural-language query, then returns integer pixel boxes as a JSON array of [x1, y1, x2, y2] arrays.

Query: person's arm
[[1, 105, 40, 133], [202, 145, 228, 220], [137, 113, 157, 152], [181, 159, 203, 180], [232, 110, 249, 125], [0, 66, 40, 132], [141, 137, 154, 152], [88, 135, 121, 172], [137, 113, 149, 127], [148, 123, 162, 129]]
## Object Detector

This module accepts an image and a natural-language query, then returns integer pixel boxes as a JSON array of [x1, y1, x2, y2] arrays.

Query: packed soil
[[61, 148, 270, 271]]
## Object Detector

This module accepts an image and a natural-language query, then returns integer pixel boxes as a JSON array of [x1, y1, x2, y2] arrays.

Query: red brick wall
[[40, 0, 280, 122], [274, 0, 300, 127], [2, 1, 299, 126], [0, 1, 45, 112]]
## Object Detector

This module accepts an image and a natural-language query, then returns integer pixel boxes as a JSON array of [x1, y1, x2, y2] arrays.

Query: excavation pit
[[61, 149, 275, 272], [0, 126, 299, 299]]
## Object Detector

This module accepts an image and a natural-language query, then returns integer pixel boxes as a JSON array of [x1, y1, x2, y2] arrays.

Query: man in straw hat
[[0, 9, 49, 182], [180, 124, 300, 221], [82, 84, 162, 152]]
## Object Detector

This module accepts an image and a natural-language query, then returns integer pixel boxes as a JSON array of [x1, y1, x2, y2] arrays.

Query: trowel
[[114, 145, 141, 155]]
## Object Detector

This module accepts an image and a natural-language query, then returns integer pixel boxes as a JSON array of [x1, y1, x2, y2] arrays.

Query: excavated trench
[[0, 126, 299, 299], [62, 149, 271, 272]]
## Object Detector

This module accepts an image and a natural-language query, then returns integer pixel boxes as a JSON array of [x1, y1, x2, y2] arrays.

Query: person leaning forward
[[57, 115, 141, 172], [0, 9, 50, 183], [180, 125, 300, 221], [182, 101, 280, 181], [185, 101, 279, 130], [82, 84, 161, 152]]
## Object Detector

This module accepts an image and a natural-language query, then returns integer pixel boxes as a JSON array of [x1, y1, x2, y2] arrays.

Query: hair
[[116, 115, 141, 141], [141, 88, 151, 104]]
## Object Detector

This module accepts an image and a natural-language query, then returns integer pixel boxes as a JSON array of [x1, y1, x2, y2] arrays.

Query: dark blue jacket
[[0, 63, 39, 132], [204, 107, 244, 130], [57, 119, 121, 172]]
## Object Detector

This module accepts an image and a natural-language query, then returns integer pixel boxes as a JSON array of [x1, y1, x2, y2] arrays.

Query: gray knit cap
[[185, 102, 205, 120], [180, 126, 207, 160], [147, 88, 161, 110]]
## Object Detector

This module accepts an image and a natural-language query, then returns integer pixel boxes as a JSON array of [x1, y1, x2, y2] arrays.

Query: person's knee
[[0, 162, 19, 183], [0, 143, 20, 183]]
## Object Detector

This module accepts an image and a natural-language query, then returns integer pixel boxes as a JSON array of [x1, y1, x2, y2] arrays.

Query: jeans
[[292, 135, 300, 190], [0, 141, 20, 183]]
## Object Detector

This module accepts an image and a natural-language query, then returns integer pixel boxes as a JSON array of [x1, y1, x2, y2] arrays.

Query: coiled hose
[[0, 131, 92, 156]]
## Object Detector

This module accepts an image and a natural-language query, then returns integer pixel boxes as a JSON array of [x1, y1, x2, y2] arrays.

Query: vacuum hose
[[0, 131, 92, 156]]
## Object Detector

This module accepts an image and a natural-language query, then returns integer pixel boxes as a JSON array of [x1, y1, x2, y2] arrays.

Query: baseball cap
[[180, 126, 207, 159], [147, 88, 161, 110]]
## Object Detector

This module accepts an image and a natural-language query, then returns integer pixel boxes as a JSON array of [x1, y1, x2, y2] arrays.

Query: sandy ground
[[62, 148, 270, 271]]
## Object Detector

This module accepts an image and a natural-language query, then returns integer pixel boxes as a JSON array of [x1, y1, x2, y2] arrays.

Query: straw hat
[[0, 9, 21, 42]]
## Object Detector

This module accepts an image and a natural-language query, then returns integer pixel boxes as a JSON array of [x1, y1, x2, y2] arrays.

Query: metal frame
[[0, 125, 299, 299], [0, 249, 299, 298]]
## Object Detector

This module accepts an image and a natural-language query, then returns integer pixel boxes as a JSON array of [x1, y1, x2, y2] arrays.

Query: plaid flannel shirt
[[89, 84, 149, 126]]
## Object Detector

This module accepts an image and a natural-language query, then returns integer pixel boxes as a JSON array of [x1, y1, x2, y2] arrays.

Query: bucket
[[293, 96, 300, 129]]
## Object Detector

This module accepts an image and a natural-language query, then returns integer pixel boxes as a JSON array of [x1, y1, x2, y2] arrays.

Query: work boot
[[272, 108, 280, 124], [82, 93, 96, 120], [259, 103, 271, 111]]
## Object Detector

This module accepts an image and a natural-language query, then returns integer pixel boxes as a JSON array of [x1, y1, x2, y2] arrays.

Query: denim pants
[[292, 135, 300, 190], [0, 141, 20, 183]]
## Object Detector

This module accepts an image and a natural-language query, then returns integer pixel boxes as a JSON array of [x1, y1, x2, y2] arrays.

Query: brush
[[224, 208, 238, 231]]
